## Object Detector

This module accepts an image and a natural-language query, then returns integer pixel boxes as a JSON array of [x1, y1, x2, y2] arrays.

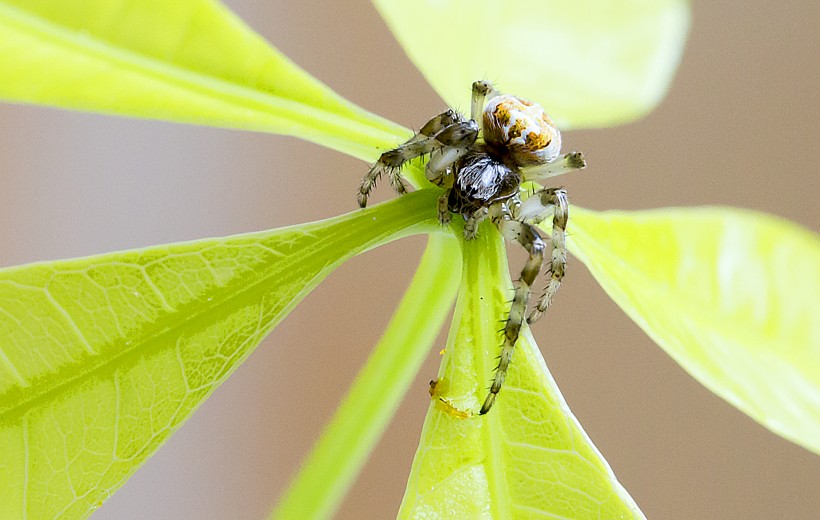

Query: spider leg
[[519, 188, 569, 324], [424, 115, 479, 187], [384, 111, 464, 196], [358, 115, 477, 208], [520, 152, 586, 182], [437, 191, 452, 226], [417, 109, 463, 140], [463, 207, 489, 240], [479, 219, 545, 415], [425, 146, 469, 186], [358, 137, 435, 207], [471, 80, 499, 135]]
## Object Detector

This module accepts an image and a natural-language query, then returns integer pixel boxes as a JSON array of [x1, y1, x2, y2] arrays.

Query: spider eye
[[483, 94, 562, 166]]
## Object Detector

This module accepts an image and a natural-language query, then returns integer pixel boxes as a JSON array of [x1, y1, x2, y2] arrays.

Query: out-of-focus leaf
[[399, 224, 644, 519], [569, 206, 820, 454], [271, 234, 461, 520], [0, 190, 439, 519], [373, 0, 689, 128], [0, 0, 407, 161]]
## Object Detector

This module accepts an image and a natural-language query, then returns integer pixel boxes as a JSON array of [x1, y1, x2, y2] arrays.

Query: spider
[[358, 81, 585, 415]]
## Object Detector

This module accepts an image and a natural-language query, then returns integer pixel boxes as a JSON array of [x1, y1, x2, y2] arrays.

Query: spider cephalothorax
[[358, 81, 585, 414]]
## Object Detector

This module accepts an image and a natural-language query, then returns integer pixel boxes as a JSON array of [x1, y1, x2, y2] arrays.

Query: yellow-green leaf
[[0, 0, 406, 160], [399, 224, 643, 519], [373, 0, 690, 128], [569, 206, 820, 454], [0, 191, 439, 519], [271, 234, 461, 520]]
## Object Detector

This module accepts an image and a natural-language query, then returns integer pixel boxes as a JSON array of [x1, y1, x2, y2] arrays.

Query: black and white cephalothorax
[[358, 81, 585, 414]]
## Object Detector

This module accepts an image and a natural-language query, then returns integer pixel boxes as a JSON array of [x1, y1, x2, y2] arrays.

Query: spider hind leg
[[521, 188, 569, 324], [479, 219, 545, 415]]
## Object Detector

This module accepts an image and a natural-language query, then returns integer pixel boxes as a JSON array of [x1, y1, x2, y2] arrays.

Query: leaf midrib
[[0, 193, 441, 422], [470, 228, 514, 519]]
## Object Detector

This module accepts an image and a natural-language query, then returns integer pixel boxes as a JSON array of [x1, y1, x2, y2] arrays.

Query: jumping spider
[[358, 81, 585, 415]]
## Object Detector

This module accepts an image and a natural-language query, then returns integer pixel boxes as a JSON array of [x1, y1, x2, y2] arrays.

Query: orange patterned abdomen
[[483, 94, 562, 166]]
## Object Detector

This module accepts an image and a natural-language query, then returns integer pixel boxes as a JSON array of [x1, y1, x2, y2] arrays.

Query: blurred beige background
[[1, 0, 819, 518]]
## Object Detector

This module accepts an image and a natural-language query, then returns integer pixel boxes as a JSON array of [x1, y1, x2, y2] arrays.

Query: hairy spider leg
[[520, 152, 586, 182], [436, 192, 451, 225], [470, 80, 498, 135], [413, 109, 463, 142], [462, 206, 490, 240], [480, 219, 546, 415], [518, 188, 569, 324], [357, 115, 477, 208]]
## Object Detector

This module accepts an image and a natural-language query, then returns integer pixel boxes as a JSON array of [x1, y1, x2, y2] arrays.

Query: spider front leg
[[480, 219, 545, 415], [357, 110, 473, 208], [518, 188, 569, 324]]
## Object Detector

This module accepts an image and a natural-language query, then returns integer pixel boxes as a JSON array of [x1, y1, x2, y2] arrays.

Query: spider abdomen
[[483, 94, 562, 167]]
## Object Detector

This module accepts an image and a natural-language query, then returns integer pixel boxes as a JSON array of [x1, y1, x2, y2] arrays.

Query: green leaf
[[271, 234, 461, 520], [399, 224, 644, 519], [0, 190, 439, 519], [0, 0, 407, 161], [569, 206, 820, 455], [373, 0, 690, 128]]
